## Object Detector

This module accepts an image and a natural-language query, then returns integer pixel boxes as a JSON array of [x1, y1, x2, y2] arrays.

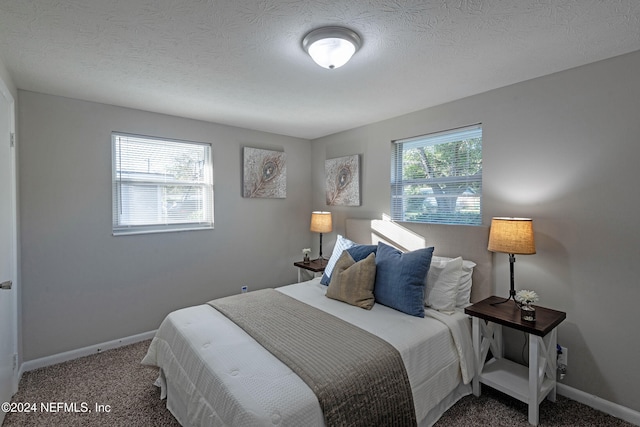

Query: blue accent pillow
[[346, 244, 377, 261], [374, 242, 434, 318], [320, 242, 377, 285]]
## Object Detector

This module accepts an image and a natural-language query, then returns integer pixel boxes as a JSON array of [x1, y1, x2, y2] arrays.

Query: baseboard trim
[[20, 330, 156, 375], [557, 383, 640, 426]]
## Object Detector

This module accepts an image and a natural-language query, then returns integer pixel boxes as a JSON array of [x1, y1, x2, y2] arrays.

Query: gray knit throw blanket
[[209, 289, 417, 427]]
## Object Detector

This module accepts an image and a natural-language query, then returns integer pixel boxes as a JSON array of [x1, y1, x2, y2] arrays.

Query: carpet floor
[[2, 340, 636, 427]]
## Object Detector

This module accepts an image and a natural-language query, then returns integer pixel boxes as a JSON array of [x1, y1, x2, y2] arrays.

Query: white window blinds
[[112, 132, 213, 235], [391, 124, 482, 225]]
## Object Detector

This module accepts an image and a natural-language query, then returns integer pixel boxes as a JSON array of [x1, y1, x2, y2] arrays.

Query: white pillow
[[320, 235, 356, 285], [456, 260, 476, 307], [425, 256, 463, 313]]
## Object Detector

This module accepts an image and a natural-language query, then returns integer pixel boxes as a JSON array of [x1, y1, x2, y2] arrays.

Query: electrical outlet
[[241, 285, 248, 293], [558, 346, 568, 366]]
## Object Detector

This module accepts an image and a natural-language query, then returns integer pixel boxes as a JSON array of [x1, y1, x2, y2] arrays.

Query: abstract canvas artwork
[[243, 147, 286, 198], [325, 154, 360, 206]]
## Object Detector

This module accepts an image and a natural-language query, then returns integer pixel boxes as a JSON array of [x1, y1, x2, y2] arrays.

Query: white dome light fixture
[[302, 26, 361, 70]]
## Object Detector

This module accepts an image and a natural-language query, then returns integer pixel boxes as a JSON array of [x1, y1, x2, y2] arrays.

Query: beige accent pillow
[[326, 251, 376, 310]]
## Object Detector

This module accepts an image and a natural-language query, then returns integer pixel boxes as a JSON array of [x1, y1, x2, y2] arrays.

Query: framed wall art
[[325, 154, 360, 206], [243, 147, 286, 198]]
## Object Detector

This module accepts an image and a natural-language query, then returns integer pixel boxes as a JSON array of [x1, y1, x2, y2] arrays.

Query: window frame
[[391, 124, 482, 226], [111, 132, 214, 236]]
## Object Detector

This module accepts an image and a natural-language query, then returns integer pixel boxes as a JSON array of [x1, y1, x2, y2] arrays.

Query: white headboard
[[345, 218, 492, 303]]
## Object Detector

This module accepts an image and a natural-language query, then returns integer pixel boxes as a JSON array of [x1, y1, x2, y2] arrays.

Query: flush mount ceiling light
[[302, 26, 361, 70]]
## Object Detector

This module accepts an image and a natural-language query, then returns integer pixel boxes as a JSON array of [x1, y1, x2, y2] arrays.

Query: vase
[[520, 304, 536, 322], [303, 254, 310, 264]]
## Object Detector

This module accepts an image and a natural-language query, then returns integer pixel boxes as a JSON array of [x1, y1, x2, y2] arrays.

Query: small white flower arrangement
[[302, 248, 311, 255], [515, 290, 539, 306]]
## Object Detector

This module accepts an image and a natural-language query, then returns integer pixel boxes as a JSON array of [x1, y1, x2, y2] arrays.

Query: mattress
[[142, 277, 475, 426]]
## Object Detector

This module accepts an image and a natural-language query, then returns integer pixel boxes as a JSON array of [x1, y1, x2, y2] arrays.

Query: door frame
[[0, 77, 18, 396]]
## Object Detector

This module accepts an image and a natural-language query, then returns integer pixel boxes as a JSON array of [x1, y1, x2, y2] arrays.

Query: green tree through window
[[391, 125, 482, 225], [112, 132, 214, 235]]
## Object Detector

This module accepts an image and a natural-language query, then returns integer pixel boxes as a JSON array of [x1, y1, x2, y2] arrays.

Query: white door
[[0, 80, 17, 423]]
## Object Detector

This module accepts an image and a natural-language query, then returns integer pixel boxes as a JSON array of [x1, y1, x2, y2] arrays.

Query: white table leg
[[472, 318, 504, 397], [528, 333, 540, 426], [472, 317, 481, 396]]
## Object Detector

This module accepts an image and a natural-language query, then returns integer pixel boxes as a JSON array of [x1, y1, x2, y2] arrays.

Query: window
[[112, 132, 213, 235], [391, 124, 482, 225]]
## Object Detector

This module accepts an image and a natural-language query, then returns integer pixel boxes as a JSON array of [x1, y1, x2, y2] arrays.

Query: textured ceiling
[[0, 0, 639, 139]]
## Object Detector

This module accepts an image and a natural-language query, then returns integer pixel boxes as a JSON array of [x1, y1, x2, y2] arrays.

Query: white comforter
[[142, 278, 475, 426]]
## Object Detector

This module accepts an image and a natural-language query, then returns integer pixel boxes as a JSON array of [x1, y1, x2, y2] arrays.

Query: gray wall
[[310, 50, 640, 412], [0, 57, 16, 100], [18, 91, 312, 360]]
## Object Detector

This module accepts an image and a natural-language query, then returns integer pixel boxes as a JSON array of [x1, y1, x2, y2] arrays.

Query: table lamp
[[488, 217, 536, 305], [310, 211, 332, 264]]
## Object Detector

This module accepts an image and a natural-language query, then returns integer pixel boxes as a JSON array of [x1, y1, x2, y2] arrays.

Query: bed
[[142, 218, 492, 426]]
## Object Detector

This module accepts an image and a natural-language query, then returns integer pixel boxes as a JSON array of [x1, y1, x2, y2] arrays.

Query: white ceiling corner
[[0, 0, 638, 139]]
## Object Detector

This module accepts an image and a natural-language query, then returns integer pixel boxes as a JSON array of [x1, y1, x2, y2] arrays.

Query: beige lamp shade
[[488, 217, 536, 255], [310, 211, 332, 233]]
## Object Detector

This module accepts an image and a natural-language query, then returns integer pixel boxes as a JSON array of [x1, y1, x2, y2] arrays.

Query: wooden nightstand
[[293, 259, 327, 282], [465, 296, 566, 426]]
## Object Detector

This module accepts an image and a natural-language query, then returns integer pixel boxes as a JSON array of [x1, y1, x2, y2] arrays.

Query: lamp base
[[491, 253, 517, 306]]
